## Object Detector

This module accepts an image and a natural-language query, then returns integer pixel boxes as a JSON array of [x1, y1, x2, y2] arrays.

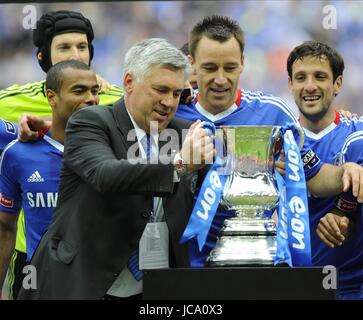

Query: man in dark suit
[[18, 38, 214, 300]]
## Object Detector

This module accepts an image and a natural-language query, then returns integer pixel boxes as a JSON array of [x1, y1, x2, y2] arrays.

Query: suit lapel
[[112, 98, 140, 156]]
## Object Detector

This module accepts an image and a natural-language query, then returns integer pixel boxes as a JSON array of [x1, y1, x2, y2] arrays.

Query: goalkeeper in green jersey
[[0, 10, 123, 299]]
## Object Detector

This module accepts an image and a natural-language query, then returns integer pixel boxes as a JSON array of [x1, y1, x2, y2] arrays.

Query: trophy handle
[[294, 125, 305, 151], [271, 124, 305, 152], [267, 124, 305, 174]]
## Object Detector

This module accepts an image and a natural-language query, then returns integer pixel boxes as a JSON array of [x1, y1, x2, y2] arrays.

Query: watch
[[173, 153, 187, 178]]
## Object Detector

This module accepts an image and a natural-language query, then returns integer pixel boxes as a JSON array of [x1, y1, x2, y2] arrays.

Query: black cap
[[33, 10, 94, 73]]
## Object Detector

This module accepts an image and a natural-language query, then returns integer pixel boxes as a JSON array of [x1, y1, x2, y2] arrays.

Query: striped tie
[[140, 134, 152, 158], [127, 250, 143, 281], [127, 134, 152, 281]]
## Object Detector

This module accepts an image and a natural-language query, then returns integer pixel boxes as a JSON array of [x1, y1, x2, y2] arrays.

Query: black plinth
[[143, 267, 336, 300]]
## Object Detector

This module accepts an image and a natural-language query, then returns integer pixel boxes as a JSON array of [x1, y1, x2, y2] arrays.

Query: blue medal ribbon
[[274, 123, 312, 266], [180, 122, 229, 251]]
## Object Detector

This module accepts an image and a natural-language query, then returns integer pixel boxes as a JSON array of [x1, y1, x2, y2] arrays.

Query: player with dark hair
[[287, 41, 363, 299], [0, 60, 100, 299]]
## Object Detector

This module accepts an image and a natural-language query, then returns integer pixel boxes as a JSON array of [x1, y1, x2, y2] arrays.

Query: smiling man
[[288, 42, 344, 131], [287, 41, 363, 298], [176, 16, 297, 126]]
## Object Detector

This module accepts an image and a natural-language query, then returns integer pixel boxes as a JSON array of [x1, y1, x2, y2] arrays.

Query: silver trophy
[[207, 125, 303, 266]]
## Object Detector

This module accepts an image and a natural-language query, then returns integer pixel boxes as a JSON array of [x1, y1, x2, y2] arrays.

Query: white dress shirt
[[107, 109, 166, 297]]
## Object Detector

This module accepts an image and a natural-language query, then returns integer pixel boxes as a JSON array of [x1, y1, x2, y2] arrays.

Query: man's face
[[124, 65, 185, 133], [48, 68, 99, 122], [192, 36, 244, 114], [289, 55, 342, 122], [50, 32, 90, 65]]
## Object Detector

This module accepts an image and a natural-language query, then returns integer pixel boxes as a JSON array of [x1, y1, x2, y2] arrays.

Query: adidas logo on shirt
[[27, 171, 44, 183]]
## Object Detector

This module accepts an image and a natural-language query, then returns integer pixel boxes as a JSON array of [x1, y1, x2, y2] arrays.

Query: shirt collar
[[125, 108, 158, 147], [195, 102, 238, 122]]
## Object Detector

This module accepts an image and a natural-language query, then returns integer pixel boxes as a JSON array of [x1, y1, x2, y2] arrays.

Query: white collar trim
[[43, 134, 64, 153], [304, 122, 337, 140], [195, 102, 238, 122]]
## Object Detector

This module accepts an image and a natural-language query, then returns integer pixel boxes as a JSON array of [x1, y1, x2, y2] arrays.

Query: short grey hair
[[124, 38, 191, 82]]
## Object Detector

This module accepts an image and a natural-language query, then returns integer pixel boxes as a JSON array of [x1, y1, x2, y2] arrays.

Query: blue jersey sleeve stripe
[[243, 91, 297, 123], [342, 130, 363, 149], [339, 115, 363, 127], [0, 139, 18, 175], [351, 116, 363, 124], [340, 131, 363, 163]]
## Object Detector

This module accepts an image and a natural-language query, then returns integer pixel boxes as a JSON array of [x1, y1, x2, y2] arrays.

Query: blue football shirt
[[333, 129, 363, 295], [0, 131, 62, 261], [304, 114, 363, 268]]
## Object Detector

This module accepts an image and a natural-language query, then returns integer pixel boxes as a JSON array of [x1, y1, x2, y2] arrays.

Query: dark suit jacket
[[19, 99, 197, 300]]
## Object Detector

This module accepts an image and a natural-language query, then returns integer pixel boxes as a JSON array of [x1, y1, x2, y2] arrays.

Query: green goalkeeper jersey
[[0, 79, 124, 253], [0, 80, 123, 122]]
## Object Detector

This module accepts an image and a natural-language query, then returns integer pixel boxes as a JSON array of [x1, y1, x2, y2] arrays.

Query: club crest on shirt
[[2, 120, 16, 135]]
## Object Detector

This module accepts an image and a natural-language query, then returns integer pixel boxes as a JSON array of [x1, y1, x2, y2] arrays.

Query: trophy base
[[206, 235, 277, 267], [222, 217, 276, 235], [207, 260, 274, 267]]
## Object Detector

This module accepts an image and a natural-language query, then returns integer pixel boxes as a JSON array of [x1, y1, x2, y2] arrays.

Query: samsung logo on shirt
[[27, 192, 58, 208]]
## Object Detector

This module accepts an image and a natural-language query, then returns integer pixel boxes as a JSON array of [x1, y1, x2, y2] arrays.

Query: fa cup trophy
[[207, 126, 284, 266]]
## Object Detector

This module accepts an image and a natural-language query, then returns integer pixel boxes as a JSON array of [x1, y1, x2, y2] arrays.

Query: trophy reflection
[[207, 126, 281, 266]]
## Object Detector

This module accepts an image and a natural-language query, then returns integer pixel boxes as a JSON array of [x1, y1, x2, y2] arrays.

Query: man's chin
[[209, 95, 232, 107], [301, 107, 329, 122], [159, 120, 171, 130], [209, 101, 230, 112], [152, 119, 170, 132]]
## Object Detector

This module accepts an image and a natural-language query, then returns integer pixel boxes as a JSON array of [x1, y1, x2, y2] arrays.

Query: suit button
[[142, 211, 150, 219]]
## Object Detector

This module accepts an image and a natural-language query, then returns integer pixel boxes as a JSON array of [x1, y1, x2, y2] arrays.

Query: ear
[[288, 77, 293, 91], [123, 72, 135, 94], [188, 54, 194, 65], [188, 55, 198, 77], [37, 51, 43, 62], [240, 54, 245, 74], [334, 75, 343, 96], [46, 89, 57, 110]]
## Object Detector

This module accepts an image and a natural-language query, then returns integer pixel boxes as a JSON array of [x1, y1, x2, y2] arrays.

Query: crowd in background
[[0, 0, 362, 114]]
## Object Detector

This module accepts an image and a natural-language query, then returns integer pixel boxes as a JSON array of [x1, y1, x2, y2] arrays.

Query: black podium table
[[143, 267, 336, 300]]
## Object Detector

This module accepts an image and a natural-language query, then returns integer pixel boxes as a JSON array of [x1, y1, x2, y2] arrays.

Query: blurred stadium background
[[0, 1, 362, 115]]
